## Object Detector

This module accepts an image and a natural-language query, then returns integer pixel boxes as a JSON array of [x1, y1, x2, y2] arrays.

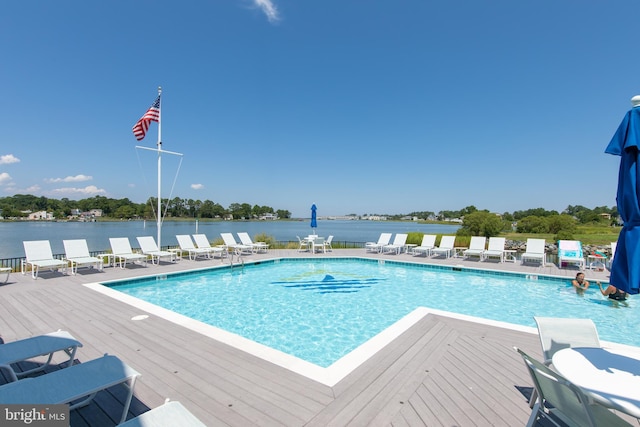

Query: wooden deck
[[0, 249, 620, 426]]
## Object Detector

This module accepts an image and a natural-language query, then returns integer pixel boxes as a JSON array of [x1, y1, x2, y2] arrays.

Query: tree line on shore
[[0, 196, 617, 239]]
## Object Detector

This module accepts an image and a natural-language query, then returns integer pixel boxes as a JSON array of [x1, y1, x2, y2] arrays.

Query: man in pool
[[597, 282, 628, 301], [571, 272, 590, 293]]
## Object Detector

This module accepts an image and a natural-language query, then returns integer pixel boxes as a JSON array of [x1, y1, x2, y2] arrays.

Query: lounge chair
[[382, 233, 408, 255], [557, 240, 585, 269], [431, 235, 456, 258], [109, 237, 148, 268], [514, 347, 630, 427], [365, 233, 392, 253], [63, 239, 104, 275], [0, 330, 82, 381], [521, 238, 546, 267], [192, 234, 226, 259], [237, 232, 269, 253], [137, 236, 177, 265], [463, 236, 486, 260], [0, 354, 140, 425], [483, 237, 506, 262], [176, 234, 214, 260], [119, 400, 207, 427], [610, 241, 617, 269], [221, 233, 253, 256], [413, 234, 436, 257], [21, 240, 67, 279], [1, 266, 11, 283]]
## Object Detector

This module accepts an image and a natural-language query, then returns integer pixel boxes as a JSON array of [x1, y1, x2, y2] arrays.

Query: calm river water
[[0, 220, 460, 259]]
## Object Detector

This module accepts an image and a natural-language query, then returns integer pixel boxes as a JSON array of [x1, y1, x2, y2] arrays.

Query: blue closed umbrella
[[310, 204, 317, 233], [605, 97, 640, 294]]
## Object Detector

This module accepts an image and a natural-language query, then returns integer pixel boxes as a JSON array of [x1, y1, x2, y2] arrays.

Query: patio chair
[[382, 233, 407, 255], [221, 233, 253, 256], [109, 237, 148, 268], [534, 317, 601, 367], [431, 235, 456, 258], [137, 236, 177, 265], [0, 354, 140, 425], [463, 236, 486, 260], [176, 235, 213, 260], [119, 400, 207, 427], [324, 235, 334, 251], [515, 347, 631, 427], [192, 234, 226, 259], [21, 240, 67, 279], [483, 237, 506, 262], [610, 241, 617, 269], [312, 237, 326, 254], [0, 330, 82, 381], [237, 232, 269, 253], [557, 240, 585, 270], [63, 239, 103, 275], [365, 233, 392, 253], [413, 234, 436, 257], [296, 236, 310, 252], [521, 238, 546, 267]]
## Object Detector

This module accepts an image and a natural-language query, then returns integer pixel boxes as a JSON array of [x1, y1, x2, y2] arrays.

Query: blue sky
[[1, 1, 638, 218]]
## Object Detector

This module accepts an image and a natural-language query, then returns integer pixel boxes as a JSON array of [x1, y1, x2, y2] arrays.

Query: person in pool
[[597, 282, 628, 301], [572, 272, 590, 293]]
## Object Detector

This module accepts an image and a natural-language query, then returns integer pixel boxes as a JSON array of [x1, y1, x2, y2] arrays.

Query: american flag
[[132, 95, 161, 141]]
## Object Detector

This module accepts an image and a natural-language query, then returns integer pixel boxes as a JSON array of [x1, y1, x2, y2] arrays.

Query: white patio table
[[552, 346, 640, 419]]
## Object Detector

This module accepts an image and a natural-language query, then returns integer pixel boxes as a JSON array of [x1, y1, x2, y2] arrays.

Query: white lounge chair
[[463, 236, 486, 260], [192, 234, 226, 259], [0, 354, 140, 425], [365, 233, 392, 253], [221, 233, 253, 256], [557, 240, 585, 269], [515, 347, 629, 427], [413, 234, 436, 257], [483, 237, 506, 262], [1, 266, 11, 283], [176, 235, 214, 260], [137, 236, 176, 265], [0, 330, 82, 381], [609, 241, 617, 269], [119, 400, 207, 427], [21, 240, 67, 279], [109, 237, 148, 268], [63, 239, 104, 275], [382, 233, 408, 255], [534, 317, 601, 367], [522, 238, 546, 267], [237, 232, 269, 253], [431, 235, 456, 258]]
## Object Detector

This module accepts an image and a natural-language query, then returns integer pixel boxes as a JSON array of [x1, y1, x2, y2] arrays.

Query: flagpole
[[157, 86, 162, 249]]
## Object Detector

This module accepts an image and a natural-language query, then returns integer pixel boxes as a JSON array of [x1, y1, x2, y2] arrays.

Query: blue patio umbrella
[[310, 204, 317, 233], [605, 96, 640, 294]]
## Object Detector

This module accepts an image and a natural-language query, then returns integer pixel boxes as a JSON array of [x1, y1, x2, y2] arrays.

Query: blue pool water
[[104, 258, 636, 368]]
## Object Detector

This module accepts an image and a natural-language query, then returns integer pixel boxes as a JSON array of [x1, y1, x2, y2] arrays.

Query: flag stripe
[[132, 95, 161, 141]]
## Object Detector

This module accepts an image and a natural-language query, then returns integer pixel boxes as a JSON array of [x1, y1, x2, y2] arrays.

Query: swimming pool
[[100, 258, 635, 369]]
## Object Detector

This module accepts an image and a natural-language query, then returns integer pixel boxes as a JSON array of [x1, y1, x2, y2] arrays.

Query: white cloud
[[191, 183, 204, 190], [253, 0, 280, 23], [0, 172, 11, 185], [51, 185, 106, 195], [45, 174, 93, 183], [0, 154, 20, 165]]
